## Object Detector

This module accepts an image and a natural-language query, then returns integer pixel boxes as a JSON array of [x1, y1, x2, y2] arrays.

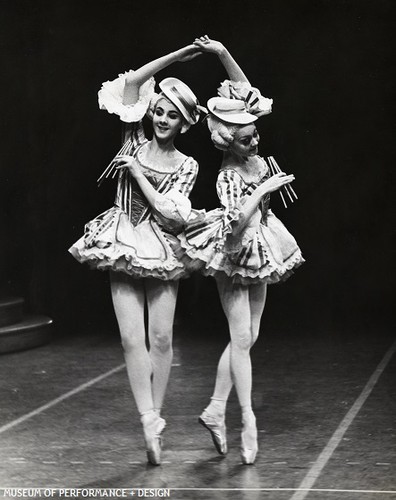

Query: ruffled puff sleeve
[[98, 70, 156, 123], [217, 80, 273, 117], [153, 158, 199, 234]]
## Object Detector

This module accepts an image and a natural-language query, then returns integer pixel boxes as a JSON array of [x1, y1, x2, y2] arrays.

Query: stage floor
[[0, 319, 395, 500]]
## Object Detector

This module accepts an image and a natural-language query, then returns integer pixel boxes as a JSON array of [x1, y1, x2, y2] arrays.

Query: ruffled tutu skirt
[[69, 206, 188, 280], [178, 208, 304, 285]]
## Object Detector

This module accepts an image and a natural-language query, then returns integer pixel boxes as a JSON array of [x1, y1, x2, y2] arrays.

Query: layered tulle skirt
[[178, 208, 304, 285], [69, 206, 188, 281]]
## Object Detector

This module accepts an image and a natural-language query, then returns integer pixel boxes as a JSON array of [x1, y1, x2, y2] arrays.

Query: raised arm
[[123, 44, 201, 105], [193, 36, 250, 84]]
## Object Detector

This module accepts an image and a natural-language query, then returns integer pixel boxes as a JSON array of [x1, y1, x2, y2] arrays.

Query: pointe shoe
[[240, 412, 258, 465], [141, 412, 166, 465], [198, 409, 228, 455]]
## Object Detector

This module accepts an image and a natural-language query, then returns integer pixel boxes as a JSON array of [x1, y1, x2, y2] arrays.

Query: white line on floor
[[170, 488, 396, 494], [0, 488, 395, 495], [289, 339, 396, 500], [0, 364, 126, 435]]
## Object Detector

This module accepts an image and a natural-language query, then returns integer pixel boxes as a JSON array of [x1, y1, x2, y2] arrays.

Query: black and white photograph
[[0, 1, 395, 499]]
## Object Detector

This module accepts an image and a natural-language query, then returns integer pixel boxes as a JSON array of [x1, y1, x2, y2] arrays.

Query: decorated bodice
[[119, 168, 168, 226], [217, 158, 271, 225], [113, 126, 198, 227]]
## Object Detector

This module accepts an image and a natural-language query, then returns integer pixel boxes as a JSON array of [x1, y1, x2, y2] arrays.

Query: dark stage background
[[1, 0, 394, 337]]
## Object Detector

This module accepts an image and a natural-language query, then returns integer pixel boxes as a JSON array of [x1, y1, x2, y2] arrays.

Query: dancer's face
[[153, 98, 184, 140], [230, 124, 260, 157]]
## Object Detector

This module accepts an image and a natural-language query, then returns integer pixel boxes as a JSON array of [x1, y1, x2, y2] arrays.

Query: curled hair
[[207, 115, 239, 151], [146, 93, 190, 134]]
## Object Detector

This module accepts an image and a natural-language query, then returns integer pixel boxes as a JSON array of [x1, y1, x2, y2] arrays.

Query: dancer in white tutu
[[179, 36, 304, 464], [69, 43, 204, 465]]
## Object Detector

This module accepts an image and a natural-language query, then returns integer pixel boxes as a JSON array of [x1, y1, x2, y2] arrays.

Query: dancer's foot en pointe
[[240, 410, 258, 465], [141, 410, 166, 465], [199, 409, 228, 455]]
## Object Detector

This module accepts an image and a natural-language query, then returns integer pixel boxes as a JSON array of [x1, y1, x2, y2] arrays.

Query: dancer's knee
[[231, 329, 252, 351], [150, 329, 172, 354], [120, 333, 145, 354]]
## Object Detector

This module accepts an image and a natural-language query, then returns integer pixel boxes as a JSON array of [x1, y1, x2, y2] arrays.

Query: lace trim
[[178, 233, 304, 285], [98, 70, 156, 123], [136, 142, 190, 174]]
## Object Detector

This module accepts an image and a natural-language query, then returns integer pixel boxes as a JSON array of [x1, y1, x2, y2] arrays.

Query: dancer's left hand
[[115, 156, 143, 179], [175, 44, 202, 62]]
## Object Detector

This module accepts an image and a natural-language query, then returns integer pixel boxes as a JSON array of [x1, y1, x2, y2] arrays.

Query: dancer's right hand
[[115, 156, 143, 179], [261, 172, 295, 194]]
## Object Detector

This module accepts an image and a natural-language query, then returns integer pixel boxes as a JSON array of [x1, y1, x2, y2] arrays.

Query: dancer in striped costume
[[69, 44, 204, 465], [180, 37, 304, 464]]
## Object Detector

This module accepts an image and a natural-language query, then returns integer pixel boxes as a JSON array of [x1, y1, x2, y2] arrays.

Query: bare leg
[[249, 282, 267, 344], [209, 344, 232, 410], [216, 276, 265, 464], [110, 271, 154, 414], [206, 281, 267, 414], [216, 276, 252, 408], [146, 278, 179, 413]]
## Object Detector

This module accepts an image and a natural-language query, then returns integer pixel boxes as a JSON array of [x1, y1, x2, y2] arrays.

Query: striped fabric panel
[[168, 158, 199, 197], [237, 244, 252, 267], [184, 220, 210, 239], [169, 158, 198, 194], [116, 122, 147, 217], [245, 184, 255, 196], [257, 237, 265, 263], [130, 156, 198, 225], [217, 170, 243, 225], [131, 121, 146, 146], [184, 209, 224, 242]]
